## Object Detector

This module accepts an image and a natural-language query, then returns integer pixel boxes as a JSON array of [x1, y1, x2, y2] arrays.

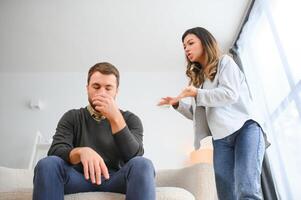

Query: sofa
[[0, 163, 217, 200]]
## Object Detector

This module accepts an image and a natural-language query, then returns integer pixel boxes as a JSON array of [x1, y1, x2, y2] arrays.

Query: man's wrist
[[69, 147, 82, 164], [109, 111, 126, 134]]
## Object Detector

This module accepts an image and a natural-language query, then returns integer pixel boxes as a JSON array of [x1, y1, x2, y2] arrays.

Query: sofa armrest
[[0, 166, 33, 192], [155, 163, 218, 200]]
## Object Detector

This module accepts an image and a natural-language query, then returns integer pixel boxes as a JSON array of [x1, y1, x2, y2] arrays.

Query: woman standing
[[158, 27, 266, 200]]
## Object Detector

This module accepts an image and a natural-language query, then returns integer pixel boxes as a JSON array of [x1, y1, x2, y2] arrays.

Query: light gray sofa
[[0, 163, 217, 200]]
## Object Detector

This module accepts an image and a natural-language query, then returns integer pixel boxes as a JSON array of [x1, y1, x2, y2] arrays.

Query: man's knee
[[128, 156, 155, 174], [34, 156, 65, 175]]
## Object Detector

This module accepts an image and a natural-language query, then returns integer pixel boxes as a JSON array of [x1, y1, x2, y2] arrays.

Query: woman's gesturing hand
[[177, 85, 198, 99], [157, 96, 179, 107], [157, 85, 197, 106]]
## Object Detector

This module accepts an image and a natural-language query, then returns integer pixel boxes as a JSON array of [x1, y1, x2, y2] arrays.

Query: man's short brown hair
[[87, 62, 120, 87]]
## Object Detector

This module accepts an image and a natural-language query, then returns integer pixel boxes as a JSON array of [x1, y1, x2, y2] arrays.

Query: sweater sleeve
[[195, 56, 243, 107], [175, 100, 193, 120], [113, 112, 144, 162], [47, 110, 75, 163]]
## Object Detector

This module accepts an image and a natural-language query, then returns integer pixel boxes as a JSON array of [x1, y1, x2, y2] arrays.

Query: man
[[33, 62, 156, 200]]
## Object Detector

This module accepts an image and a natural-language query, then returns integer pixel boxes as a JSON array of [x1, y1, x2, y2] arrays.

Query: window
[[236, 0, 301, 199]]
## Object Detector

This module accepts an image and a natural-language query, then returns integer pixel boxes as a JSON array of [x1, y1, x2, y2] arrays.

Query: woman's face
[[183, 34, 204, 63]]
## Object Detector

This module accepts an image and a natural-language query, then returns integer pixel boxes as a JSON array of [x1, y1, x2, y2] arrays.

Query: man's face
[[87, 71, 118, 109]]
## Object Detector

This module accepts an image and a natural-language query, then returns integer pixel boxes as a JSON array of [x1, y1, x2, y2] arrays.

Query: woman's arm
[[175, 100, 193, 120], [158, 97, 193, 120]]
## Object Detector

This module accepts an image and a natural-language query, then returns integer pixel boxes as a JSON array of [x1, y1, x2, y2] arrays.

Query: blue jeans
[[212, 120, 265, 200], [33, 156, 156, 200]]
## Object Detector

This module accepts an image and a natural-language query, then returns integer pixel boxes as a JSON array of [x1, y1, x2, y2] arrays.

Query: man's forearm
[[110, 112, 126, 134], [113, 130, 142, 158]]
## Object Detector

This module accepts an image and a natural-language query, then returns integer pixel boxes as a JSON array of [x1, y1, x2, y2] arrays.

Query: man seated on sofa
[[33, 62, 156, 200]]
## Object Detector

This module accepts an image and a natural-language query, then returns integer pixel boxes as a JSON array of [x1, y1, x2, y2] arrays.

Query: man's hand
[[92, 93, 126, 134], [69, 147, 109, 185], [92, 94, 120, 121]]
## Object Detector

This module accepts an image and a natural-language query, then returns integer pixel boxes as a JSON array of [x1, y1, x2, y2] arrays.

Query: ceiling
[[0, 0, 251, 72]]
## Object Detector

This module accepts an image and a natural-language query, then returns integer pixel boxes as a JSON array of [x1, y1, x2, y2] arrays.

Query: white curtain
[[236, 0, 301, 199]]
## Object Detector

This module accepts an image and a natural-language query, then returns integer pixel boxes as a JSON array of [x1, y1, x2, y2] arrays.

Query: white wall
[[0, 0, 249, 169], [0, 0, 249, 73]]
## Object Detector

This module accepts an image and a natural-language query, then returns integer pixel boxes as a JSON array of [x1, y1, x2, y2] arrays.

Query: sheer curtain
[[235, 0, 301, 199]]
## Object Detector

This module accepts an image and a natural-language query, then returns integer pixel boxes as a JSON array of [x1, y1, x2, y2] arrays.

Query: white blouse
[[176, 54, 254, 149]]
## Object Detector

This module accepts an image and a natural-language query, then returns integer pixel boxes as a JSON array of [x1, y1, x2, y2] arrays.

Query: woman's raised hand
[[157, 96, 179, 106], [158, 85, 197, 106], [177, 85, 198, 99]]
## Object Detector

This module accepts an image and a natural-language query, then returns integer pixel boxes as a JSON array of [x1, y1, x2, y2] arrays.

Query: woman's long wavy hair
[[182, 27, 221, 87]]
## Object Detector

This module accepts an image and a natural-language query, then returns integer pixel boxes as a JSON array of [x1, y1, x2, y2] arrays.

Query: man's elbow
[[124, 145, 144, 162]]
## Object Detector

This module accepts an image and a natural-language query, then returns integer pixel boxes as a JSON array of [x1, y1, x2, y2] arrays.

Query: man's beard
[[88, 98, 97, 111]]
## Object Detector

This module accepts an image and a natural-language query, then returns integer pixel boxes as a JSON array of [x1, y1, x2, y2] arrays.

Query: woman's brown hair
[[182, 27, 221, 87]]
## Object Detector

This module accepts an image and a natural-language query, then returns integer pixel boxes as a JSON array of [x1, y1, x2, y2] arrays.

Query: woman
[[158, 27, 266, 200]]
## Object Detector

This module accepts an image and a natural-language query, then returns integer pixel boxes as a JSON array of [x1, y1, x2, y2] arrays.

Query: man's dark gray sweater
[[48, 107, 144, 172]]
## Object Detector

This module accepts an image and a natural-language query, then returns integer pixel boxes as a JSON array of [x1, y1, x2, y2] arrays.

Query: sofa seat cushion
[[156, 187, 195, 200], [0, 187, 194, 200], [65, 192, 125, 200], [66, 187, 194, 200], [0, 189, 32, 200]]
